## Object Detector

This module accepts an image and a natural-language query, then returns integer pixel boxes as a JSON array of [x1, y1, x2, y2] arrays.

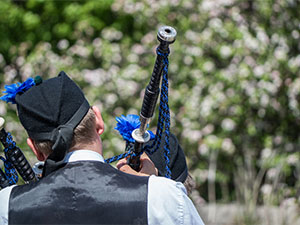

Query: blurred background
[[0, 0, 299, 224]]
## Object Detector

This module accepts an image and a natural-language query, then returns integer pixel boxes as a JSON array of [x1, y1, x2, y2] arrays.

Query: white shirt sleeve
[[147, 175, 205, 225], [0, 185, 16, 225]]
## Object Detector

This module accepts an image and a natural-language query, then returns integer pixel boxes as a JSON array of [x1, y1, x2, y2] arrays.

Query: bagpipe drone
[[105, 26, 188, 181], [0, 117, 36, 188], [0, 26, 188, 189]]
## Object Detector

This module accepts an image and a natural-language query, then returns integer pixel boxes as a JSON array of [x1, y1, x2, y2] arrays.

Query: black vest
[[9, 161, 149, 225]]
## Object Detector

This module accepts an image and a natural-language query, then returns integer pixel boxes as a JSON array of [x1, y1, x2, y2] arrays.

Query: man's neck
[[64, 150, 104, 163], [69, 139, 103, 156]]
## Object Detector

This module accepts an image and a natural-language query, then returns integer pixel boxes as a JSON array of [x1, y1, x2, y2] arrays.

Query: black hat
[[146, 132, 188, 183], [114, 114, 188, 183], [15, 71, 90, 176]]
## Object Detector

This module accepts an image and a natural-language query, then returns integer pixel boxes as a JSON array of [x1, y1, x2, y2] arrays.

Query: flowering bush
[[0, 0, 299, 210]]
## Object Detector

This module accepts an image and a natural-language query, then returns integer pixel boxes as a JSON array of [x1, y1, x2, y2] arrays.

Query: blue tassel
[[0, 156, 18, 185], [0, 78, 35, 104], [115, 114, 155, 142]]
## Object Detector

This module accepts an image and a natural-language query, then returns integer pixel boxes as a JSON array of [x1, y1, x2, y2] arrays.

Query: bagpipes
[[0, 26, 187, 189], [105, 26, 188, 182], [0, 117, 36, 188]]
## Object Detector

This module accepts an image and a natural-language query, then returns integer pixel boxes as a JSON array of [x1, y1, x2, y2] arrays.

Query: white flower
[[257, 30, 269, 44], [274, 47, 287, 60], [57, 39, 69, 50], [83, 69, 107, 87], [287, 154, 298, 165], [183, 129, 202, 142], [261, 184, 272, 195], [131, 44, 145, 55], [203, 61, 215, 72], [184, 56, 193, 65], [261, 148, 272, 159], [221, 118, 236, 131], [198, 143, 209, 155], [101, 28, 123, 41], [292, 30, 299, 39], [222, 138, 235, 154], [105, 94, 118, 106], [220, 46, 232, 58], [260, 94, 270, 107], [266, 168, 277, 179], [202, 124, 214, 135], [206, 135, 218, 146], [254, 65, 264, 77]]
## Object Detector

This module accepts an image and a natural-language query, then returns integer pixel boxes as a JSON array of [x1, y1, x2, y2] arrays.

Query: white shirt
[[0, 150, 204, 225]]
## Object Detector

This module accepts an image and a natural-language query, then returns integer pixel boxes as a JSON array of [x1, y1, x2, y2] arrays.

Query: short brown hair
[[33, 108, 96, 156]]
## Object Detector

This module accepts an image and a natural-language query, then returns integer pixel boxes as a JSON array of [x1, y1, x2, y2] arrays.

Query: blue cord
[[0, 156, 18, 185], [0, 132, 19, 185], [105, 143, 133, 164], [3, 132, 16, 152], [160, 56, 171, 178]]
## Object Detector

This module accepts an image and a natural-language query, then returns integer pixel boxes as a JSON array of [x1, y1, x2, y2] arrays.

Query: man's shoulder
[[0, 185, 17, 225], [0, 185, 17, 200], [147, 176, 205, 225], [148, 175, 187, 195], [147, 175, 188, 212]]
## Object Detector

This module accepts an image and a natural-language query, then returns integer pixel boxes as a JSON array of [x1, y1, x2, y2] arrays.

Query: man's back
[[1, 150, 204, 225], [9, 160, 149, 224]]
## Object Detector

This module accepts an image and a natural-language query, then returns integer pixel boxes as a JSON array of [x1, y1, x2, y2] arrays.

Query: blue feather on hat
[[0, 78, 35, 104]]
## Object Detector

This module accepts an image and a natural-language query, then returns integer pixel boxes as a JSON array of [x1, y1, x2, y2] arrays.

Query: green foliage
[[0, 0, 299, 208]]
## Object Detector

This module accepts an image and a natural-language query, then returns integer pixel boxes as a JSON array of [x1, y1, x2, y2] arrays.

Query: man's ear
[[92, 106, 104, 135], [27, 138, 46, 161]]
